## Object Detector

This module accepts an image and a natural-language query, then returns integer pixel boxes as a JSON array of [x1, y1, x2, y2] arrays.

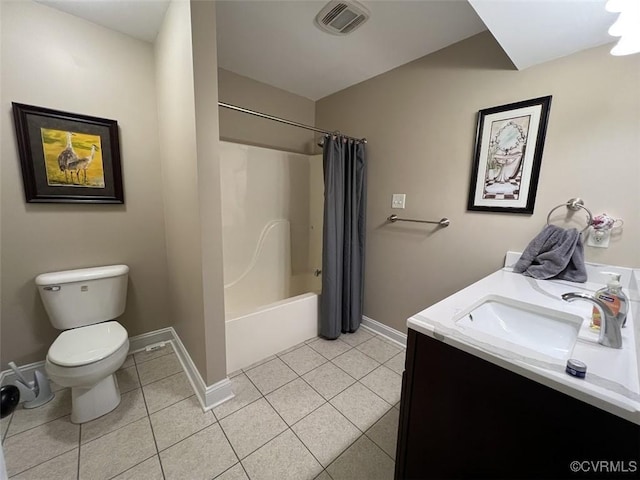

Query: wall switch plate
[[392, 193, 406, 209], [587, 229, 610, 248]]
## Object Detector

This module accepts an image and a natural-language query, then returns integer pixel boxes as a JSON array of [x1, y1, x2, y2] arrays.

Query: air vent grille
[[340, 15, 365, 34], [322, 4, 347, 25], [315, 0, 370, 36]]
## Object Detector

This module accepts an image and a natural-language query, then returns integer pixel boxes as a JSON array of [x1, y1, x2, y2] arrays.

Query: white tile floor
[[2, 329, 405, 480]]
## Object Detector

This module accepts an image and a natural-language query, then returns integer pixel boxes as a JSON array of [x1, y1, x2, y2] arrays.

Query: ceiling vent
[[315, 1, 370, 36]]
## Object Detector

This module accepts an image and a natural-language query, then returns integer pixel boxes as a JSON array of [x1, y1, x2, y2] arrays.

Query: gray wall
[[191, 0, 227, 385], [316, 32, 640, 333], [0, 0, 171, 368], [155, 0, 227, 385], [218, 69, 317, 154]]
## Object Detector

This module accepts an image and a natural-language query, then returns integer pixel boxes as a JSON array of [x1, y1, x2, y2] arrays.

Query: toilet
[[36, 265, 130, 424]]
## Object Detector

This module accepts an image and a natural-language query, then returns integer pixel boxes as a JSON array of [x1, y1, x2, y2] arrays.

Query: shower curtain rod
[[218, 102, 366, 143]]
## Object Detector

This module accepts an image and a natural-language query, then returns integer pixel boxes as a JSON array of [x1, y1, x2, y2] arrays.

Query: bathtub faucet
[[561, 292, 622, 349]]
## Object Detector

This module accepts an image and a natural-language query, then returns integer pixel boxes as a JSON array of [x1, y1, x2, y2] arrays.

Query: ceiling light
[[611, 33, 640, 56], [606, 0, 640, 56], [606, 0, 627, 13]]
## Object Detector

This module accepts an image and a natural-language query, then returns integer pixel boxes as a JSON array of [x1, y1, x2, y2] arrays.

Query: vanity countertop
[[407, 257, 640, 425]]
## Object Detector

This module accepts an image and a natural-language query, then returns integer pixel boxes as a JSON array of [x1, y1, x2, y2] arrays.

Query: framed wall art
[[467, 96, 552, 214], [12, 103, 124, 203]]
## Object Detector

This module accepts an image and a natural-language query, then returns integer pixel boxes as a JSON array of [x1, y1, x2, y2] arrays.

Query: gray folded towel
[[513, 224, 587, 282]]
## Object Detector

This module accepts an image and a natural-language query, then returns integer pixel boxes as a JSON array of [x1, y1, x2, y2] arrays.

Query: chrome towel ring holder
[[546, 198, 593, 231]]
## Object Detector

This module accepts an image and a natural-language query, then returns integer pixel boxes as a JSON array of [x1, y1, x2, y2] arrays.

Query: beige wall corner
[[154, 0, 207, 378], [316, 31, 640, 333], [218, 69, 317, 154], [0, 0, 171, 368], [190, 0, 227, 386]]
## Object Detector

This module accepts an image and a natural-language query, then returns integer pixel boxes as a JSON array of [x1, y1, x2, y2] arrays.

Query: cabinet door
[[396, 330, 640, 479]]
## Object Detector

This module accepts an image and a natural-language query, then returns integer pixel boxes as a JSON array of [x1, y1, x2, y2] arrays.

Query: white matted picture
[[467, 96, 552, 214]]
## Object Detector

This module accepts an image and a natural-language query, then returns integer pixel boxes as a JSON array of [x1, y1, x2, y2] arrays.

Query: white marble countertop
[[407, 255, 640, 425]]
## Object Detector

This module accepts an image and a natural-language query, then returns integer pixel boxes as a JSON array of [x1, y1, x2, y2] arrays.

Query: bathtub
[[220, 142, 323, 373], [223, 219, 320, 373], [225, 292, 319, 373]]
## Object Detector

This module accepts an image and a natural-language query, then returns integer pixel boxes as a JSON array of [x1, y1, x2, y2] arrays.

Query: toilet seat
[[48, 321, 128, 367]]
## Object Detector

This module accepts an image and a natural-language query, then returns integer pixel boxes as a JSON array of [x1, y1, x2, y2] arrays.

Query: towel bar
[[387, 215, 450, 227], [546, 198, 593, 231]]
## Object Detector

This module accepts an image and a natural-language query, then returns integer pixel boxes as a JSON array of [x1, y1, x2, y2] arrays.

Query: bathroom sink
[[455, 296, 583, 360]]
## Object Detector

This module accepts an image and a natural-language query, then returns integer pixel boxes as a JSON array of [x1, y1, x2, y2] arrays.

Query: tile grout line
[[77, 422, 82, 480], [307, 340, 354, 362], [136, 354, 184, 389], [223, 372, 287, 464], [60, 360, 159, 479], [362, 429, 397, 464], [323, 344, 405, 408], [214, 353, 269, 477], [214, 411, 247, 477], [42, 358, 186, 452], [14, 332, 399, 480], [4, 393, 72, 439], [274, 340, 310, 358], [132, 355, 167, 480], [1, 413, 14, 443], [228, 367, 349, 473], [4, 415, 78, 479], [105, 454, 158, 480], [322, 431, 368, 476], [278, 354, 329, 378], [241, 367, 327, 476], [289, 409, 360, 473], [293, 347, 400, 438], [149, 396, 217, 453], [139, 370, 194, 416], [212, 461, 248, 480], [321, 469, 335, 480], [352, 338, 403, 367], [357, 364, 402, 406], [213, 395, 264, 423], [241, 350, 366, 475], [76, 388, 147, 448], [5, 415, 69, 440]]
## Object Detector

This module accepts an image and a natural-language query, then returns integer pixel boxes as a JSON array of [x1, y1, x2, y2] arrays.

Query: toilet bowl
[[36, 265, 130, 424], [45, 322, 129, 423]]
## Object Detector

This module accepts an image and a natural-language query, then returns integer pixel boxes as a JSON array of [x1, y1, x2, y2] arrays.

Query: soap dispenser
[[590, 273, 628, 330]]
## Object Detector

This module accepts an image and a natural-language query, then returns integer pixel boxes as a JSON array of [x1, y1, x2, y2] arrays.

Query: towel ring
[[546, 198, 593, 231]]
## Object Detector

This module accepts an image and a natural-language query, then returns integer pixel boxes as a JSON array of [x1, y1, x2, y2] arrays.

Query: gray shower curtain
[[320, 135, 367, 339]]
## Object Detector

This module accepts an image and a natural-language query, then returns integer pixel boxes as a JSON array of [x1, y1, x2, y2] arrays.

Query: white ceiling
[[38, 0, 170, 43], [38, 0, 618, 101], [215, 1, 487, 100]]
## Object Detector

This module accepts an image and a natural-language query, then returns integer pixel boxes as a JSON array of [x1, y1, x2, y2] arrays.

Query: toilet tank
[[36, 265, 129, 330]]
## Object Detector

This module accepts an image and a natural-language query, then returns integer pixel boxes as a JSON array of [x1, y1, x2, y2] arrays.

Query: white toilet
[[36, 265, 130, 424]]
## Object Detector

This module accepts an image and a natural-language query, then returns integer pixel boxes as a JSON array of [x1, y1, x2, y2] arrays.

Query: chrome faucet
[[561, 292, 622, 349]]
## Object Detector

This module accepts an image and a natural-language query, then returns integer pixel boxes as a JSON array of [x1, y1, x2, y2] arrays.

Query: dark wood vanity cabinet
[[395, 329, 640, 479]]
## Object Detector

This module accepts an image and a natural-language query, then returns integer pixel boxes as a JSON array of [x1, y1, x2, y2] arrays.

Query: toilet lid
[[48, 321, 128, 367]]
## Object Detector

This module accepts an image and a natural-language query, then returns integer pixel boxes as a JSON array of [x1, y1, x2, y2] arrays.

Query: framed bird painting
[[12, 103, 124, 203]]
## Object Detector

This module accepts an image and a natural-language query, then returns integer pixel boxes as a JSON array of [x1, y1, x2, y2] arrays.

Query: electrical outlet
[[587, 229, 610, 248], [392, 194, 406, 209]]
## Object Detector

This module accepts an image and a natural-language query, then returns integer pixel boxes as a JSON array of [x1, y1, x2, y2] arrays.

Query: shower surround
[[220, 141, 323, 372]]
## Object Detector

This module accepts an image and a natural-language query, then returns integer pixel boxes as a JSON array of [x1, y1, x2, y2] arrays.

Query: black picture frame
[[12, 103, 124, 204], [467, 96, 552, 214]]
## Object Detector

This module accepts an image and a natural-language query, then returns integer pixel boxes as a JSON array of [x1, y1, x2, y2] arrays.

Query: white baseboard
[[128, 327, 174, 353], [169, 327, 233, 411], [1, 327, 233, 412], [361, 315, 407, 348]]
